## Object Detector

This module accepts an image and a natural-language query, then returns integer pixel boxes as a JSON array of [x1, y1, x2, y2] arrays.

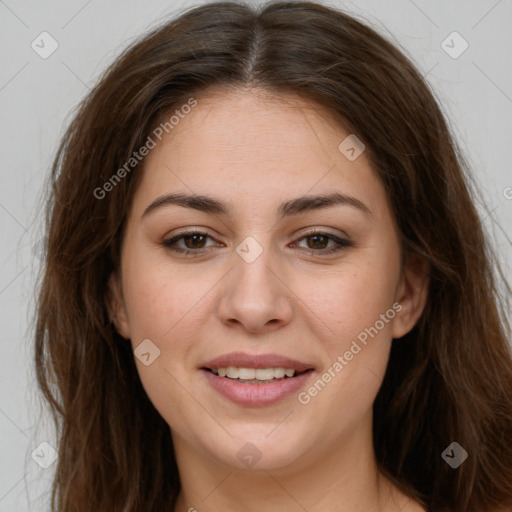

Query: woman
[[34, 1, 512, 511]]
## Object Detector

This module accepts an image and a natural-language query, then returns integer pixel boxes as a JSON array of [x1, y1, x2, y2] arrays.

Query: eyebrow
[[142, 192, 372, 220]]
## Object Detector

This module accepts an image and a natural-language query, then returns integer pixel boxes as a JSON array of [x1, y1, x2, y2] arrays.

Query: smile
[[200, 352, 315, 406], [210, 366, 297, 382]]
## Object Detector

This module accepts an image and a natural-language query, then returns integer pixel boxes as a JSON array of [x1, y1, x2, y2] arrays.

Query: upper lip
[[201, 352, 315, 373]]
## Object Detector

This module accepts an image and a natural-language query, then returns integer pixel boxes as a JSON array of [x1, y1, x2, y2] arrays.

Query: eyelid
[[290, 229, 352, 254], [163, 226, 349, 241], [161, 228, 219, 249], [161, 227, 353, 256], [294, 226, 349, 240]]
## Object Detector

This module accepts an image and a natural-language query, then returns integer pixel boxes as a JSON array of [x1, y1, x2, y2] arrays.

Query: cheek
[[293, 256, 400, 412], [293, 261, 399, 342], [121, 263, 207, 428], [122, 251, 213, 342]]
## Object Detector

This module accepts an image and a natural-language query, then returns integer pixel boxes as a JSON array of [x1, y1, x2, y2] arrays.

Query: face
[[109, 86, 428, 473]]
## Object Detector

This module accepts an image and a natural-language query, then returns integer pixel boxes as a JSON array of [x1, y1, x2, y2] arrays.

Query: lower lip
[[201, 369, 314, 407]]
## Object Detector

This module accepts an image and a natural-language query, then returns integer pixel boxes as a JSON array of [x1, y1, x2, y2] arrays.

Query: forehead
[[131, 86, 387, 221], [162, 86, 348, 156]]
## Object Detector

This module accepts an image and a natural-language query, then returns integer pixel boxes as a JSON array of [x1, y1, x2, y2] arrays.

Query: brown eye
[[162, 231, 218, 254], [182, 233, 208, 249], [305, 234, 330, 250], [162, 230, 352, 256], [291, 231, 352, 255]]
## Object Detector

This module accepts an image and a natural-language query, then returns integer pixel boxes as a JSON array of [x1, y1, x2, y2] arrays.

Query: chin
[[210, 428, 309, 471]]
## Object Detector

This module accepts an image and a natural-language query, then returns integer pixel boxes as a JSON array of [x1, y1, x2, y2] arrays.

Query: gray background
[[1, 0, 511, 510]]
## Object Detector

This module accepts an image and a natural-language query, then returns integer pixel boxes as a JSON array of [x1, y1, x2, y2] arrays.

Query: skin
[[109, 86, 430, 512]]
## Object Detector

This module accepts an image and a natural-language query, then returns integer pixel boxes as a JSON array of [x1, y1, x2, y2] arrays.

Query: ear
[[106, 272, 131, 339], [392, 253, 430, 339]]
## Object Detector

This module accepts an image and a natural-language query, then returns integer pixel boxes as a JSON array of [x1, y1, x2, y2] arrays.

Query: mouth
[[200, 352, 315, 406], [203, 366, 312, 384]]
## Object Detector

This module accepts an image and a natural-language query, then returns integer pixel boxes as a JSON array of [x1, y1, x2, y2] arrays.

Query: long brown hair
[[34, 1, 512, 510]]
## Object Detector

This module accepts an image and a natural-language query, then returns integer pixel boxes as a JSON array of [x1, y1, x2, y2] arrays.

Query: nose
[[217, 239, 294, 334]]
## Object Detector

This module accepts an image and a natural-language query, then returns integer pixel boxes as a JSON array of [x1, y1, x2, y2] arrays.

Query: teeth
[[239, 368, 256, 379], [255, 368, 274, 380], [211, 367, 297, 380], [273, 367, 285, 378], [226, 366, 238, 379]]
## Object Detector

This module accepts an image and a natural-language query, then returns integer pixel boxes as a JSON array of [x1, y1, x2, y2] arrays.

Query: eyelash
[[161, 229, 353, 256]]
